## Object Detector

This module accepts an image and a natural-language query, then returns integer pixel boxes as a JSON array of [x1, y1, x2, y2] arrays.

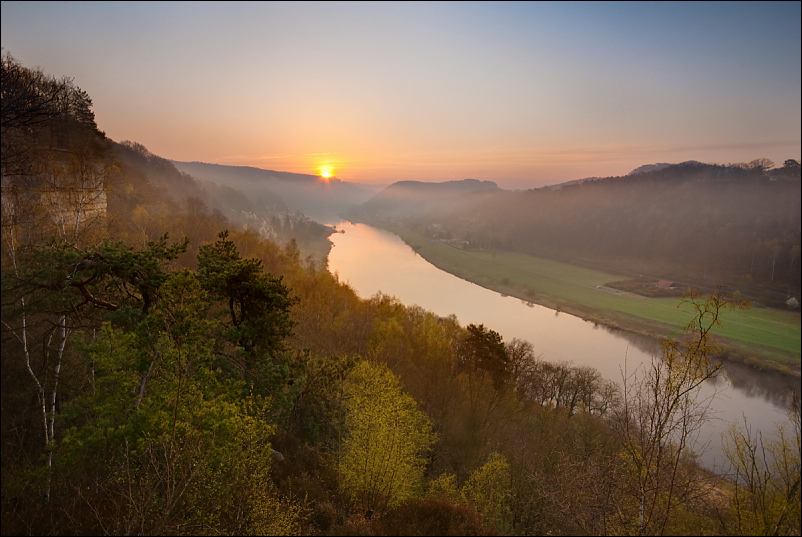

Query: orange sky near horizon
[[2, 2, 799, 189], [191, 135, 802, 187]]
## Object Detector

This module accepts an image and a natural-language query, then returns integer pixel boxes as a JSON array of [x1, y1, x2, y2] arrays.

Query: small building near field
[[656, 280, 674, 289]]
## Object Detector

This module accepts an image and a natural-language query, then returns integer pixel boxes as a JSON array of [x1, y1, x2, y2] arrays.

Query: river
[[326, 221, 798, 470]]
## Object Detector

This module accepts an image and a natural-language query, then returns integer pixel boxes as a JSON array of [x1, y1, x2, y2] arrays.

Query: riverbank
[[360, 222, 800, 378]]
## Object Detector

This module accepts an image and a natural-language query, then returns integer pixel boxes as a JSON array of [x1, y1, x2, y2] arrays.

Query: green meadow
[[387, 226, 801, 373]]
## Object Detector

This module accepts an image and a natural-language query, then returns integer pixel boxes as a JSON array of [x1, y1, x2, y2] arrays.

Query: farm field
[[385, 225, 801, 373]]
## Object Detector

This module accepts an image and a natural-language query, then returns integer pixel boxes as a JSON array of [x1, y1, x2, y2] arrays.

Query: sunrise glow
[[3, 2, 798, 189]]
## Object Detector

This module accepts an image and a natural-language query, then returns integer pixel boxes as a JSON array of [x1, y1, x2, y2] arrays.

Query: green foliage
[[285, 353, 359, 447], [196, 230, 302, 415], [53, 270, 302, 534], [7, 233, 189, 322], [429, 472, 461, 502], [461, 452, 513, 532], [338, 360, 437, 514], [460, 324, 509, 388], [198, 229, 298, 355]]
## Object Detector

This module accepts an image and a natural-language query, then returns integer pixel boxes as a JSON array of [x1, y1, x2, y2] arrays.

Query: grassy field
[[386, 225, 801, 374]]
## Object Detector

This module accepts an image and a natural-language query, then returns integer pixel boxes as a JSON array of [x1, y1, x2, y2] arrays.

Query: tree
[[1, 52, 71, 177], [48, 270, 303, 535], [460, 323, 509, 389], [460, 451, 513, 532], [2, 57, 117, 500], [1, 235, 189, 516], [2, 94, 104, 516], [446, 324, 523, 476], [614, 287, 749, 535], [720, 391, 801, 536], [338, 360, 436, 515], [748, 158, 775, 174], [2, 51, 107, 188], [197, 230, 297, 358]]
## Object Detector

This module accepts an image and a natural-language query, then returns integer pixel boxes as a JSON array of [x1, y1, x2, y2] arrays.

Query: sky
[[2, 1, 800, 189]]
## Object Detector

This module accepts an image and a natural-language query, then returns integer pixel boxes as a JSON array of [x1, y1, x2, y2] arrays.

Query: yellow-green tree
[[721, 392, 801, 536], [338, 360, 436, 515], [461, 451, 512, 532]]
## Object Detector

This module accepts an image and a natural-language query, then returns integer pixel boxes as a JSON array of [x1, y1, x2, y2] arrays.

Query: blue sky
[[2, 1, 799, 188]]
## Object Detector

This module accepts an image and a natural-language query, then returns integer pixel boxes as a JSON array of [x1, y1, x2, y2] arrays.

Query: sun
[[318, 165, 334, 179]]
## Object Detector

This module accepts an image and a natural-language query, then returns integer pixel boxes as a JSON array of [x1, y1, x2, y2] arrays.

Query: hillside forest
[[2, 53, 800, 535], [346, 163, 801, 309]]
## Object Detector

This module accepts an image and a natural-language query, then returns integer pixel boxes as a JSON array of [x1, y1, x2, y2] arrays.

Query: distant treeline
[[350, 161, 802, 299]]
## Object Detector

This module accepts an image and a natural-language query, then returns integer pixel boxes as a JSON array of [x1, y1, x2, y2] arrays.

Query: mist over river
[[327, 221, 798, 470]]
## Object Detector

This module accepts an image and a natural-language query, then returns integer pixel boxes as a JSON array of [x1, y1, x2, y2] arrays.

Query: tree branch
[[69, 281, 118, 311]]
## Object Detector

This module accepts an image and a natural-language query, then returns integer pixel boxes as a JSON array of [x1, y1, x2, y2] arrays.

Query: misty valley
[[327, 220, 799, 468], [2, 52, 800, 536]]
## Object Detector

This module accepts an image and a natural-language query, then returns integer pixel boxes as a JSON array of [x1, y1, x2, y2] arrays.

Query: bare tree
[[614, 288, 748, 535], [748, 158, 775, 174], [1, 52, 71, 177], [720, 391, 801, 535]]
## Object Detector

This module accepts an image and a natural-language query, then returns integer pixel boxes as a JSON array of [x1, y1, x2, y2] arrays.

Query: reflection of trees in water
[[599, 323, 798, 410], [599, 324, 663, 357], [719, 361, 798, 410]]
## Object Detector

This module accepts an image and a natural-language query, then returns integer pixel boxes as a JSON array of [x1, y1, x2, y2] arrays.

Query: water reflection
[[604, 324, 797, 411], [600, 325, 663, 357], [720, 360, 798, 409], [327, 221, 795, 468]]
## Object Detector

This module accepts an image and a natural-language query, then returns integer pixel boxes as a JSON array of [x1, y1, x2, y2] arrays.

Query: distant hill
[[113, 143, 288, 218], [350, 161, 801, 302], [627, 161, 703, 175], [384, 178, 499, 194], [546, 161, 706, 190], [172, 161, 378, 221], [347, 178, 501, 220], [545, 176, 602, 190]]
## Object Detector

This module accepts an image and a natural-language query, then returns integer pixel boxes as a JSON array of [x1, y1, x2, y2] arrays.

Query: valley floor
[[359, 223, 801, 378]]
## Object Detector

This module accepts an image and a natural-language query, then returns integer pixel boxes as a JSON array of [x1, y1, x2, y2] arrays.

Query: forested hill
[[347, 178, 501, 219], [383, 178, 499, 194], [349, 161, 802, 302], [108, 140, 333, 267], [115, 141, 288, 214], [172, 160, 378, 221]]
